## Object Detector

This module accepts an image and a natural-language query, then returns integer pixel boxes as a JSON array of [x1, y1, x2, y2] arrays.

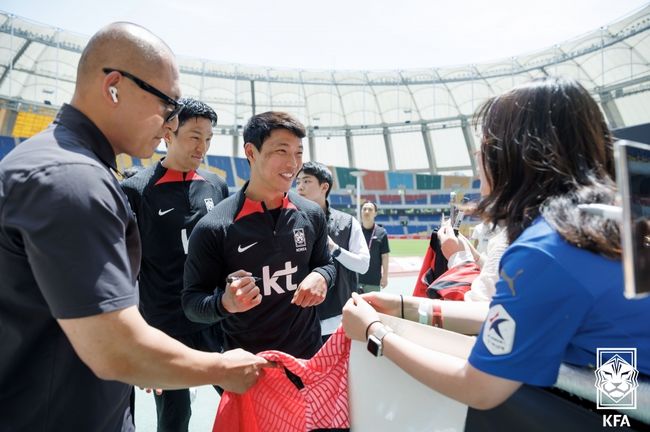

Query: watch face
[[367, 335, 382, 357]]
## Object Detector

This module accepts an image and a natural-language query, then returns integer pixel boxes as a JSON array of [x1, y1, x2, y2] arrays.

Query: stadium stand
[[0, 133, 480, 237], [12, 112, 53, 138], [0, 136, 15, 159]]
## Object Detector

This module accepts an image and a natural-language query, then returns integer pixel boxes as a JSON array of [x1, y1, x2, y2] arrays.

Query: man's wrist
[[218, 293, 235, 315]]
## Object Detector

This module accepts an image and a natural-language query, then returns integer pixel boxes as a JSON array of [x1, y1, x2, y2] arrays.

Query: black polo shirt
[[359, 223, 390, 285], [0, 104, 140, 431]]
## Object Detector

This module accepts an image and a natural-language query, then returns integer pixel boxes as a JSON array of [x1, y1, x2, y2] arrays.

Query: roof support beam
[[0, 40, 32, 88], [460, 116, 478, 176], [599, 92, 625, 129], [250, 80, 256, 116], [421, 123, 437, 174], [346, 129, 355, 167], [383, 127, 395, 171], [308, 129, 316, 162]]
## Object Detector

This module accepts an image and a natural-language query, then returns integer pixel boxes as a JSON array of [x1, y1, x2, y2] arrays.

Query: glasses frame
[[102, 68, 184, 122]]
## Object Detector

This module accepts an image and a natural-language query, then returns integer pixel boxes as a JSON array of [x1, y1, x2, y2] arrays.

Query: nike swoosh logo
[[158, 208, 174, 216], [237, 242, 258, 253]]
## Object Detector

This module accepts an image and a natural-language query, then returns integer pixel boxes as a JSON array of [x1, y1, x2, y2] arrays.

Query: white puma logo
[[237, 242, 258, 253], [158, 208, 174, 216]]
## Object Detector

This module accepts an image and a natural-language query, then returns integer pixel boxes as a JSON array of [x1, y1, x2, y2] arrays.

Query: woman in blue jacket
[[342, 76, 650, 409]]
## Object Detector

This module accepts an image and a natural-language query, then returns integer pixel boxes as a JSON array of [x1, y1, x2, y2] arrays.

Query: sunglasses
[[103, 68, 184, 122]]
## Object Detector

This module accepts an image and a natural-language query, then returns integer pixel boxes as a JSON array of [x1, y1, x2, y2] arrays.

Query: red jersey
[[214, 328, 351, 432]]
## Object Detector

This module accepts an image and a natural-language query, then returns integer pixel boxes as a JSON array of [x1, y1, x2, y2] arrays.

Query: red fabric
[[154, 169, 205, 185], [234, 198, 264, 222], [428, 262, 481, 300], [413, 242, 436, 298], [213, 328, 351, 432], [413, 231, 480, 300], [234, 194, 297, 222]]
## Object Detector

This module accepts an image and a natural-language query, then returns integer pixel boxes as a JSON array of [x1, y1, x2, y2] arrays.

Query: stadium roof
[[0, 6, 649, 174]]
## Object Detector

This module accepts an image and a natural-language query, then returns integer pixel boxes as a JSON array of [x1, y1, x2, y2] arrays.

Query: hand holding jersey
[[222, 271, 263, 313], [291, 271, 328, 307], [342, 292, 383, 342], [437, 217, 465, 259], [218, 349, 275, 394]]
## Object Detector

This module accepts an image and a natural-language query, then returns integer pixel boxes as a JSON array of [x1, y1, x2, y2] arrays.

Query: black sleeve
[[308, 208, 336, 289], [7, 165, 138, 318], [221, 181, 229, 199], [120, 179, 139, 217], [381, 231, 390, 254], [182, 217, 231, 323]]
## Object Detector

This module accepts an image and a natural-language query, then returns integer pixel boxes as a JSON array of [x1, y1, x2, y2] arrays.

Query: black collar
[[54, 104, 117, 172]]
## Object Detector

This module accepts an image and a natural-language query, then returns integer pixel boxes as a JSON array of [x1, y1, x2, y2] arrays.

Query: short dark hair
[[176, 98, 218, 130], [298, 161, 333, 198], [243, 111, 305, 151], [474, 76, 618, 257], [362, 201, 378, 211]]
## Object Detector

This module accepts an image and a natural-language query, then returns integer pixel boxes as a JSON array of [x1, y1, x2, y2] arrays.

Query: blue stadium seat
[[430, 194, 448, 204], [0, 136, 16, 160], [406, 225, 425, 234], [417, 214, 439, 222], [384, 225, 405, 235]]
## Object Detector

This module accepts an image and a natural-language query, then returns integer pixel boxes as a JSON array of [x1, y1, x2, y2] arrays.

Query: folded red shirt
[[213, 328, 351, 432]]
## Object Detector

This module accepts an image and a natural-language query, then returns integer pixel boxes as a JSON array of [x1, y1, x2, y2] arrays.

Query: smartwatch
[[367, 325, 393, 357], [332, 246, 342, 258]]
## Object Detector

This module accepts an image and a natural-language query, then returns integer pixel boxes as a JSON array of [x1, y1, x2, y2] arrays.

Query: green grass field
[[389, 239, 429, 257]]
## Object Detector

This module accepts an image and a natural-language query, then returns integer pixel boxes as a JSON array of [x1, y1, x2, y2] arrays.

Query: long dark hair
[[474, 77, 620, 258]]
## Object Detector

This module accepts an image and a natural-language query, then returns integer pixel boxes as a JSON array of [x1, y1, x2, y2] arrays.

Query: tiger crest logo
[[594, 348, 638, 409]]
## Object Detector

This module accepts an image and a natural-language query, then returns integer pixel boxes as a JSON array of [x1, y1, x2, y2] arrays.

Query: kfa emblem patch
[[595, 348, 638, 409], [293, 228, 307, 252], [482, 304, 516, 355], [204, 198, 214, 212]]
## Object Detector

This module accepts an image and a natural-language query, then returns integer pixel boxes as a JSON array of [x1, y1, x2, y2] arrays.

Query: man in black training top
[[182, 111, 336, 359], [296, 161, 369, 342], [121, 98, 228, 432]]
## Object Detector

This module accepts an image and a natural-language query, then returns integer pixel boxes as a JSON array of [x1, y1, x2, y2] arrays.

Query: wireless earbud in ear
[[109, 86, 118, 103]]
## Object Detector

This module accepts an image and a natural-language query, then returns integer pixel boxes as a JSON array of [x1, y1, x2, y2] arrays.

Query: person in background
[[0, 23, 268, 432], [121, 98, 228, 432], [342, 76, 650, 409], [296, 161, 369, 342], [358, 201, 390, 292], [436, 146, 508, 303]]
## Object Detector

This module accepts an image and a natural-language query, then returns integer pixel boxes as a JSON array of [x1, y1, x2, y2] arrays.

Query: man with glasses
[[103, 67, 185, 123], [0, 23, 268, 432], [122, 98, 228, 431]]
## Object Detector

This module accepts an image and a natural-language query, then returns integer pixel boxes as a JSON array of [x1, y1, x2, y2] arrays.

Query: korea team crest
[[594, 348, 638, 410], [204, 198, 214, 212], [293, 228, 307, 252]]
